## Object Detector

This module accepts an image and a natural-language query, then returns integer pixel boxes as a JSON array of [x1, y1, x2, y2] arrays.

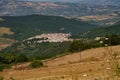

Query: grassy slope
[[0, 15, 99, 40], [0, 45, 120, 80], [44, 45, 120, 66]]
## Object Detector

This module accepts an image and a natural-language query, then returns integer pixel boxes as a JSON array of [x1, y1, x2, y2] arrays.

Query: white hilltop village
[[27, 33, 73, 43]]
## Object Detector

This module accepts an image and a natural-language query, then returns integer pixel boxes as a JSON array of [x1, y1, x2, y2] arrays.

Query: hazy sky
[[19, 0, 59, 1], [18, 0, 84, 2], [18, 0, 70, 2]]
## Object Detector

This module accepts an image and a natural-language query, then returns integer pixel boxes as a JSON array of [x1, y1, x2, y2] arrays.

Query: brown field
[[0, 27, 13, 36], [0, 18, 4, 22], [0, 44, 11, 51], [0, 27, 14, 50], [79, 14, 117, 21], [0, 37, 14, 50], [0, 45, 120, 80]]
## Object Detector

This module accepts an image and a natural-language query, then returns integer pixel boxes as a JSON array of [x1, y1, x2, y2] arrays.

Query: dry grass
[[0, 45, 120, 80], [79, 14, 117, 21], [0, 18, 4, 22], [0, 27, 13, 36], [0, 61, 109, 80], [44, 45, 120, 67], [0, 44, 11, 51]]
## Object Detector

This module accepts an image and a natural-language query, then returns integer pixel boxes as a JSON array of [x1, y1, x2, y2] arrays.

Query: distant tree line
[[0, 53, 28, 71], [68, 34, 120, 53]]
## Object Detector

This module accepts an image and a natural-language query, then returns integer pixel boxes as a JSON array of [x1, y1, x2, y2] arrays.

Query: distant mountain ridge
[[19, 0, 120, 5], [0, 0, 120, 16]]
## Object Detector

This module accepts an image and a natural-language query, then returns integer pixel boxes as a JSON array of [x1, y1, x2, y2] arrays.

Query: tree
[[104, 34, 120, 46], [29, 60, 43, 68], [15, 54, 28, 63], [1, 53, 16, 64], [68, 40, 84, 53]]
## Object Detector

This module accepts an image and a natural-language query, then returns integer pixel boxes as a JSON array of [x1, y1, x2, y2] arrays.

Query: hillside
[[0, 27, 13, 36], [45, 45, 120, 66], [82, 24, 120, 38], [0, 15, 99, 40], [0, 38, 13, 50], [0, 45, 120, 80], [2, 41, 71, 60]]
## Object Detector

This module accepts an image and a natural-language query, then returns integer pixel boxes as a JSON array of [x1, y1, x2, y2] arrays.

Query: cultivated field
[[0, 27, 13, 36], [0, 38, 14, 50], [79, 14, 117, 21]]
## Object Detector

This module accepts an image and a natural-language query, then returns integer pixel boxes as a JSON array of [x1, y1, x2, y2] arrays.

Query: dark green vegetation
[[104, 34, 120, 46], [0, 53, 28, 71], [2, 41, 70, 60], [68, 40, 102, 53], [0, 76, 4, 80], [0, 15, 99, 40], [0, 41, 70, 70], [82, 24, 120, 38], [68, 34, 120, 53], [30, 60, 43, 68]]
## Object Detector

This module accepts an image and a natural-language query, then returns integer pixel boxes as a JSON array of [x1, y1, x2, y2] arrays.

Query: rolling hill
[[0, 15, 100, 40], [1, 0, 120, 26], [82, 24, 120, 38]]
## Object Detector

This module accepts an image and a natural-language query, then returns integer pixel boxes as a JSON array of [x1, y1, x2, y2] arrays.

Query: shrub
[[0, 76, 4, 80], [0, 64, 5, 71], [68, 40, 102, 53], [29, 60, 43, 68], [115, 67, 120, 76], [15, 54, 28, 63], [0, 53, 16, 64], [0, 66, 4, 71], [68, 40, 84, 53], [10, 77, 15, 80], [104, 34, 120, 46]]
